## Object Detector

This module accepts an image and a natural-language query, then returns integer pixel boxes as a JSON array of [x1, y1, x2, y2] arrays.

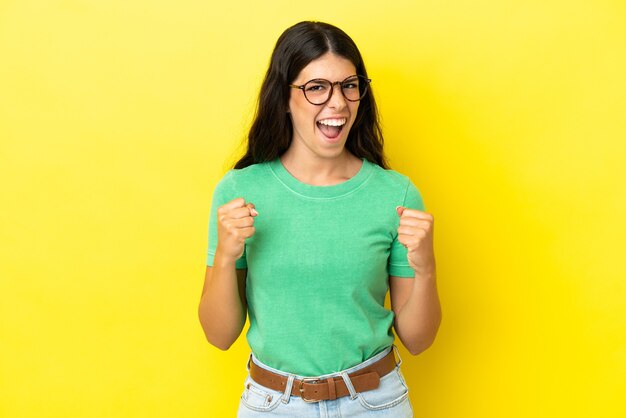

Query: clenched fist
[[396, 206, 436, 277], [216, 197, 258, 262]]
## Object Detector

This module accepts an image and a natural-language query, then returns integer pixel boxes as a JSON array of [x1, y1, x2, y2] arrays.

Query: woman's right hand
[[215, 197, 258, 262]]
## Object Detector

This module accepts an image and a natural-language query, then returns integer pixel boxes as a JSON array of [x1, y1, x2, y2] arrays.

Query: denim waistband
[[248, 345, 400, 381]]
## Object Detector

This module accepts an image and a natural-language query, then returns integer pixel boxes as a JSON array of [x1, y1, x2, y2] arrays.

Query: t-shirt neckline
[[268, 157, 374, 199]]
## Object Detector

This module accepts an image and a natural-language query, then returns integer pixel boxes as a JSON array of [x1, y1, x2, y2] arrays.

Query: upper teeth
[[318, 118, 346, 127]]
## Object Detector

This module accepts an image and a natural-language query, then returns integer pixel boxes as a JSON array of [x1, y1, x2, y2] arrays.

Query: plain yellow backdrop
[[1, 1, 624, 417]]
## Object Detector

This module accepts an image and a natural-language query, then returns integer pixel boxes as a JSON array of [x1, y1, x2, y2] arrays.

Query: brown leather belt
[[248, 349, 397, 403]]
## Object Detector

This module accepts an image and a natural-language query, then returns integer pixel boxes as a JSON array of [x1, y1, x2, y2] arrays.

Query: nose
[[326, 82, 347, 109]]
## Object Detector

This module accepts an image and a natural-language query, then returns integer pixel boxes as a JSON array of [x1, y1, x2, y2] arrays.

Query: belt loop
[[339, 371, 358, 400], [393, 344, 403, 367], [326, 377, 337, 400], [282, 375, 294, 404]]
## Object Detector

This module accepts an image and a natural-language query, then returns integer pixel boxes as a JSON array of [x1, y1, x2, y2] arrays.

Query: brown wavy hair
[[234, 21, 387, 169]]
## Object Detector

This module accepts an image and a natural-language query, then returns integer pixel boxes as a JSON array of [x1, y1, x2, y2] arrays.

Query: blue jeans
[[237, 345, 413, 417]]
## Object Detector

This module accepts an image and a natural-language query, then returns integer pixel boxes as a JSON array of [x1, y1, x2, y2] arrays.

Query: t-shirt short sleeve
[[387, 179, 426, 278], [206, 171, 248, 269]]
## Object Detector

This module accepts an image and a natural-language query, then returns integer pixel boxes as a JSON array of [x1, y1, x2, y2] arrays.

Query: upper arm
[[201, 266, 248, 311], [389, 275, 414, 317]]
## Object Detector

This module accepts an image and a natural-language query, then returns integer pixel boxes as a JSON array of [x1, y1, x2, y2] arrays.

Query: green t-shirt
[[206, 157, 425, 376]]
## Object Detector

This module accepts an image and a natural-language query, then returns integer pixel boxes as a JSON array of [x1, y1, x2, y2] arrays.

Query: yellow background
[[1, 1, 624, 417]]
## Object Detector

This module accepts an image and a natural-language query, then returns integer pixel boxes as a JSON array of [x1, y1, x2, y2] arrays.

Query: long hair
[[234, 21, 388, 169]]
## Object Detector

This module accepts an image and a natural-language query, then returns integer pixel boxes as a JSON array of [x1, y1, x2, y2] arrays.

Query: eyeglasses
[[289, 75, 371, 105]]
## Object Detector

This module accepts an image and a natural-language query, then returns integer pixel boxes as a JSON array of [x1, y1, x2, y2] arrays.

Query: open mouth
[[316, 118, 347, 140]]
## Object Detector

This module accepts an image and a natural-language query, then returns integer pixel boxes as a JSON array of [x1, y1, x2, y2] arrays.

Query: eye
[[305, 82, 328, 92], [342, 78, 359, 90]]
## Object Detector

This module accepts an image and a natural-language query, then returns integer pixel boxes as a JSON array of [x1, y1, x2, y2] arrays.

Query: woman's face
[[287, 52, 360, 161]]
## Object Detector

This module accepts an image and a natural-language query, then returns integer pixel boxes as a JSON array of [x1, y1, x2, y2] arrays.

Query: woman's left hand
[[396, 206, 436, 277]]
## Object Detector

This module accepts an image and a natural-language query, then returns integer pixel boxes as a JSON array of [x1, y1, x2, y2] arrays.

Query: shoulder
[[211, 162, 272, 203], [215, 162, 270, 189], [367, 161, 425, 210], [368, 161, 414, 191]]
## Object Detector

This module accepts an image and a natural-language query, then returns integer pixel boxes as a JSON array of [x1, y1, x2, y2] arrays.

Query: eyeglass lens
[[303, 76, 368, 105]]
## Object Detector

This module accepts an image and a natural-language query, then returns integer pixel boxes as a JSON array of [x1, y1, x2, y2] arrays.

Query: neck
[[279, 150, 362, 186]]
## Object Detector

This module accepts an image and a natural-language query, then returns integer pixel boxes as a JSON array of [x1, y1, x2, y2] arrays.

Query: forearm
[[394, 269, 442, 355], [198, 251, 246, 350]]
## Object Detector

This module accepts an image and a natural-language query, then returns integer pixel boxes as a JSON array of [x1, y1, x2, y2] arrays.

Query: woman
[[198, 21, 442, 417]]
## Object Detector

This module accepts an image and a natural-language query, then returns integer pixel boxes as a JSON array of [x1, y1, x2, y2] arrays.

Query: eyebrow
[[305, 75, 359, 82]]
